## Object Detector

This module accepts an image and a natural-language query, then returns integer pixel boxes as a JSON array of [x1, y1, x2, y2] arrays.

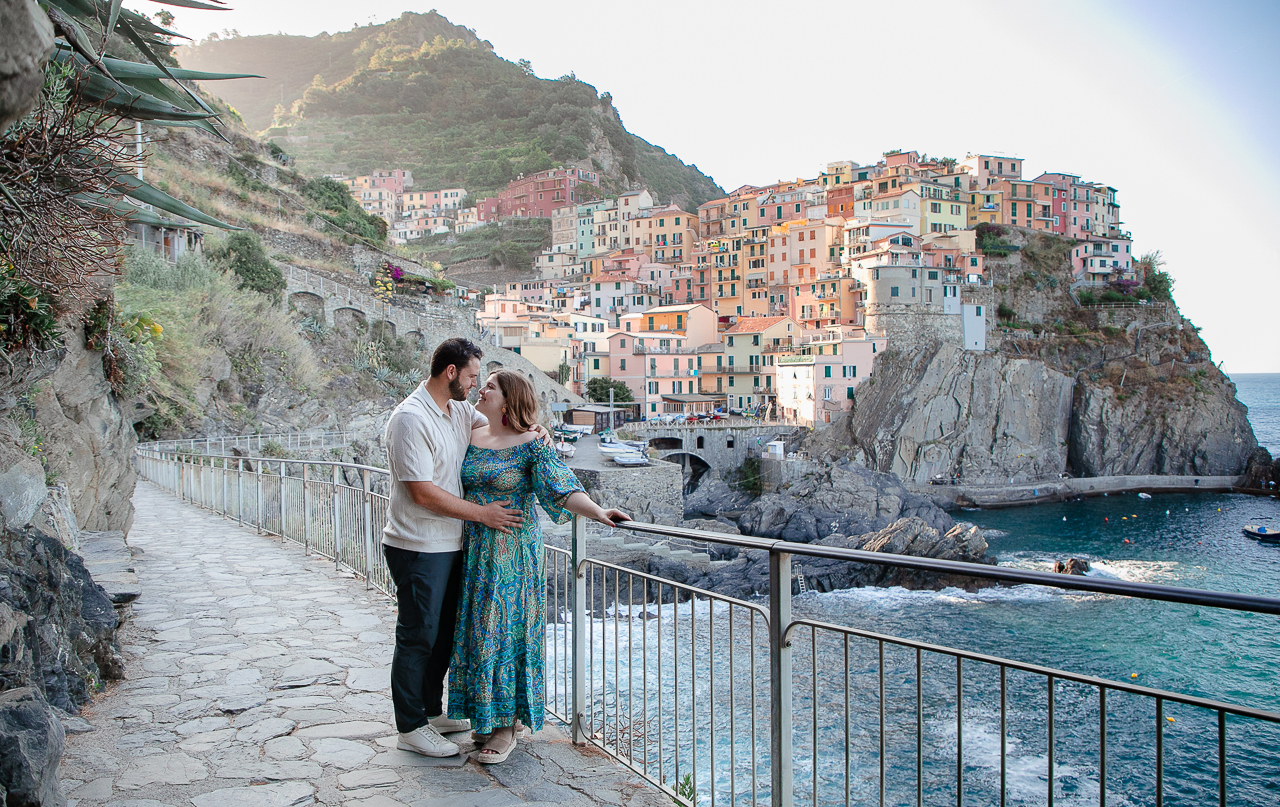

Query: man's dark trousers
[[384, 545, 462, 734]]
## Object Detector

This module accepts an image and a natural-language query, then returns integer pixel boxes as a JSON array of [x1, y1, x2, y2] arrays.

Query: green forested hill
[[177, 12, 723, 209]]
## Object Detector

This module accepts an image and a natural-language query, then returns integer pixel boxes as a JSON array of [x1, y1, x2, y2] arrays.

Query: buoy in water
[[1063, 516, 1067, 521], [1122, 517, 1128, 521], [1124, 539, 1130, 543], [1131, 673, 1139, 678], [1167, 717, 1175, 723], [1105, 517, 1109, 522]]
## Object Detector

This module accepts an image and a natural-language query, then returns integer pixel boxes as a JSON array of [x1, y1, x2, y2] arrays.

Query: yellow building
[[968, 189, 1004, 226]]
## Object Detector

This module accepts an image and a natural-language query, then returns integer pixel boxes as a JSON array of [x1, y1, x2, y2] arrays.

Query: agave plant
[[1, 0, 255, 311], [372, 367, 395, 387]]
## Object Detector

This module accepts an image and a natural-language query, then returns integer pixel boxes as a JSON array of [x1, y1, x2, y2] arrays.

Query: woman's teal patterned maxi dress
[[448, 439, 584, 734]]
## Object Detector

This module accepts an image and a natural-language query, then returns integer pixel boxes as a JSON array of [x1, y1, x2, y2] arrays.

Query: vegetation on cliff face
[[176, 12, 724, 208]]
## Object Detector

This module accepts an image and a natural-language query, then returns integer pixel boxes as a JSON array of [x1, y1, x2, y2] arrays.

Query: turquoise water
[[796, 492, 1280, 805]]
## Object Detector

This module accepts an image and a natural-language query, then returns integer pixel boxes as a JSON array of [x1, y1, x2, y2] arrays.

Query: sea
[[791, 371, 1280, 805], [554, 375, 1280, 806]]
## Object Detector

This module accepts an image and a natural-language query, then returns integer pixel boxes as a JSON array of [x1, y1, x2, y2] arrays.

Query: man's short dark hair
[[430, 337, 484, 378]]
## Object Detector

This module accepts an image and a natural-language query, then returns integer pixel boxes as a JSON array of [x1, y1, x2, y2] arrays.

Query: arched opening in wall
[[371, 320, 396, 341], [487, 361, 504, 374], [649, 437, 682, 451], [333, 307, 367, 333], [405, 331, 425, 349], [289, 291, 324, 321], [665, 452, 712, 495], [696, 436, 705, 449]]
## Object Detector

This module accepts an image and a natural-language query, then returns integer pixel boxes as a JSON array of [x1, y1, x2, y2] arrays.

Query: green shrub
[[0, 266, 61, 351], [997, 303, 1017, 321], [207, 232, 285, 301], [1145, 269, 1174, 301], [124, 246, 221, 291]]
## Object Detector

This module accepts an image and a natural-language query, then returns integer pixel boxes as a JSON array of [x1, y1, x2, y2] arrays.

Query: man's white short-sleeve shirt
[[382, 384, 481, 553]]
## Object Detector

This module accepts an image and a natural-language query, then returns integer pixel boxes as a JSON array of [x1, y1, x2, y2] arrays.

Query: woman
[[448, 370, 628, 763]]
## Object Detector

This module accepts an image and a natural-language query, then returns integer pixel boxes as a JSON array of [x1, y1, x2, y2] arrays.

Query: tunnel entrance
[[665, 452, 713, 495]]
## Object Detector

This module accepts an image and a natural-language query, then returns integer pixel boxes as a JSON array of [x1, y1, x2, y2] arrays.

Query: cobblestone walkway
[[62, 482, 668, 807]]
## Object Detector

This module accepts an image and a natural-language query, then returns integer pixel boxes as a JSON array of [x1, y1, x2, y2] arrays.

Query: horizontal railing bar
[[580, 556, 770, 619], [789, 617, 1280, 723], [615, 521, 1280, 615], [136, 449, 391, 477]]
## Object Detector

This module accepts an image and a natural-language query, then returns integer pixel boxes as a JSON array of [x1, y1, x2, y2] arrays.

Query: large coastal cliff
[[837, 230, 1257, 483]]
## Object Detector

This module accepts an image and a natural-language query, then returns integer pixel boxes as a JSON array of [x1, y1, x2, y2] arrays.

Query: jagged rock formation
[[656, 517, 995, 599], [838, 229, 1257, 482], [0, 0, 54, 131], [688, 461, 954, 543], [1068, 378, 1255, 476], [843, 344, 1074, 483]]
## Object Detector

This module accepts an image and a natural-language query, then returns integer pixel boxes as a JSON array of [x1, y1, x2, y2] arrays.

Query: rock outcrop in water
[[687, 461, 955, 542], [653, 517, 995, 598]]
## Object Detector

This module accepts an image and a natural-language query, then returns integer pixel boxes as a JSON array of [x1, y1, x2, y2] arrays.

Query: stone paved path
[[62, 482, 669, 807]]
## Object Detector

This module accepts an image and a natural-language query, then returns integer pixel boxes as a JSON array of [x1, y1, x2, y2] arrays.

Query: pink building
[[497, 167, 600, 219]]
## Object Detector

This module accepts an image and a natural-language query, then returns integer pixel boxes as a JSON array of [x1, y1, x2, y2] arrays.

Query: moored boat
[[1243, 524, 1279, 543]]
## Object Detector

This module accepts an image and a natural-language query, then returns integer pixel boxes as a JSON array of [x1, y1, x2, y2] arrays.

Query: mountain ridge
[[176, 12, 724, 209]]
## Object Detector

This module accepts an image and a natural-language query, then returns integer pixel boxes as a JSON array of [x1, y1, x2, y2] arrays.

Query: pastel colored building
[[497, 166, 600, 219]]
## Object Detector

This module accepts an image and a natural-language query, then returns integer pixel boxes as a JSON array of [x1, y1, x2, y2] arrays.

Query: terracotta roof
[[724, 316, 791, 334]]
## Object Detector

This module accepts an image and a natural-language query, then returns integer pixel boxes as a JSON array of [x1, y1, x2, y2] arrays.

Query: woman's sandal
[[476, 728, 518, 764], [472, 720, 525, 744]]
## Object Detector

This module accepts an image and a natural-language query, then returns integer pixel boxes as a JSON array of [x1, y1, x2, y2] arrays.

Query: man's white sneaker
[[397, 725, 459, 757], [428, 715, 471, 733]]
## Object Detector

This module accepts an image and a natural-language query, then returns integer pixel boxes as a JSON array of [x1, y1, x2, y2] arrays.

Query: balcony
[[634, 343, 698, 355], [753, 386, 775, 395], [762, 341, 796, 353]]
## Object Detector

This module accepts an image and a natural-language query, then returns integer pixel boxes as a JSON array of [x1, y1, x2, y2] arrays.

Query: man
[[382, 337, 537, 757]]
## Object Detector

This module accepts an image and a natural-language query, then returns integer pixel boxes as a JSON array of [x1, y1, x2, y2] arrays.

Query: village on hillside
[[339, 151, 1137, 425]]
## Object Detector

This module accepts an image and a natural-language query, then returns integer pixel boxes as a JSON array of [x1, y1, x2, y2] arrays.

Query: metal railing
[[146, 431, 353, 454], [133, 442, 1280, 807]]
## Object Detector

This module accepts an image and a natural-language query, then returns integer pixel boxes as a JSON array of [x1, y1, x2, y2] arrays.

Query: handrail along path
[[133, 437, 1280, 807]]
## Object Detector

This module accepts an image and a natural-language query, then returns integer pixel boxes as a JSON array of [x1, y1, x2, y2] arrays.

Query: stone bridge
[[281, 265, 585, 406], [627, 422, 802, 486], [283, 265, 472, 346]]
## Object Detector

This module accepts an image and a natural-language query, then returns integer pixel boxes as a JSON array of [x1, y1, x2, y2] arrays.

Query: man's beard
[[448, 377, 468, 401]]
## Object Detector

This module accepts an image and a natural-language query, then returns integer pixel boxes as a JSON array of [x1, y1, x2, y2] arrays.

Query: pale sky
[[150, 0, 1280, 373]]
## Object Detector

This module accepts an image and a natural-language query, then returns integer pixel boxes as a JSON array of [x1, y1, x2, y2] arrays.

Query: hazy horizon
[[147, 0, 1280, 373]]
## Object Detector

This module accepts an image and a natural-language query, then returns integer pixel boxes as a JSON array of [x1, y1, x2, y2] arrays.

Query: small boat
[[552, 430, 579, 443], [599, 444, 636, 455], [555, 441, 576, 459], [1138, 492, 1152, 500], [1244, 524, 1279, 543], [613, 454, 650, 467]]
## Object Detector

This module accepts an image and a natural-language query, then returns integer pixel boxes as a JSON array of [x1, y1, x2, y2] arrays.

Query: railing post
[[303, 464, 311, 555], [255, 461, 263, 534], [571, 514, 587, 745], [363, 468, 373, 590], [279, 460, 288, 538], [770, 548, 794, 807], [237, 458, 244, 525], [332, 464, 342, 570]]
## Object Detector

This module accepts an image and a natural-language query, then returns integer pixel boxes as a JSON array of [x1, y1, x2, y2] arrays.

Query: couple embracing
[[380, 338, 628, 764]]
